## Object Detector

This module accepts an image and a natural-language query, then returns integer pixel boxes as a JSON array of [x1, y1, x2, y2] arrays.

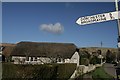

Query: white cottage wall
[[70, 51, 79, 66], [12, 56, 26, 64]]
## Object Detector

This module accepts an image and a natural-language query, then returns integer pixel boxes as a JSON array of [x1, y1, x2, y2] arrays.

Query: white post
[[115, 0, 120, 62], [115, 0, 120, 35]]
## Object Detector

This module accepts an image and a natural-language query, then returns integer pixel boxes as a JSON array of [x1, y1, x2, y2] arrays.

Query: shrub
[[90, 56, 101, 65], [80, 58, 89, 66]]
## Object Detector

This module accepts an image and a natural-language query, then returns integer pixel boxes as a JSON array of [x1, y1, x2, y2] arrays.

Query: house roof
[[11, 41, 77, 59], [0, 43, 16, 57]]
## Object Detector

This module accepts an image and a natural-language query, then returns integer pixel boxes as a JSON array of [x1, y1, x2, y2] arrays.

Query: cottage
[[11, 41, 80, 65], [0, 43, 16, 62]]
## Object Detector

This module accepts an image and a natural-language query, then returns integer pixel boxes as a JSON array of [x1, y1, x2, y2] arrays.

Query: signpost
[[76, 11, 119, 25], [76, 0, 120, 80], [76, 1, 120, 61]]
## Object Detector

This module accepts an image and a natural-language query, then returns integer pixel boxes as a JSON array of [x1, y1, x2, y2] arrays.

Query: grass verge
[[91, 66, 114, 80]]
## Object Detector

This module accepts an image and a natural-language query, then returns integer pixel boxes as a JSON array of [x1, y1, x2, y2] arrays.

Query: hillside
[[0, 43, 16, 47], [79, 47, 117, 56]]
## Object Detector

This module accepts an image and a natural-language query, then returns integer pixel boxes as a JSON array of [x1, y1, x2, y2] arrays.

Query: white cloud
[[40, 22, 64, 34]]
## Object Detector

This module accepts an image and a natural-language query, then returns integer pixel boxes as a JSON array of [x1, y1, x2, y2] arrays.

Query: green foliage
[[2, 63, 76, 80], [6, 56, 12, 62], [106, 50, 116, 63], [80, 51, 91, 65], [80, 58, 89, 66], [76, 66, 113, 80], [118, 49, 120, 60], [91, 66, 114, 80], [90, 56, 101, 65], [80, 51, 91, 59]]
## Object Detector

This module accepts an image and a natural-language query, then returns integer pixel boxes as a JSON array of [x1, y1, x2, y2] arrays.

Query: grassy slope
[[91, 66, 114, 80]]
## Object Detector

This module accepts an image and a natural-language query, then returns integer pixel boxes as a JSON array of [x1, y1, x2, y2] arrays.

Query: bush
[[80, 51, 91, 59], [90, 56, 101, 65], [80, 58, 89, 66], [106, 50, 116, 63]]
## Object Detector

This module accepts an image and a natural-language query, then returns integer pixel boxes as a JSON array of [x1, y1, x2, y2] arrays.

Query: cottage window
[[34, 57, 37, 61], [31, 57, 33, 61], [58, 58, 61, 62], [26, 57, 29, 61]]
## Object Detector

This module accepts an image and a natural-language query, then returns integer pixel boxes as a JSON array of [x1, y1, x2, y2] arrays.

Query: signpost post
[[115, 0, 120, 61], [115, 0, 120, 80]]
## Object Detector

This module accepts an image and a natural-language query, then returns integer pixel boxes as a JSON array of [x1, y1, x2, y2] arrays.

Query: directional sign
[[76, 11, 120, 25], [118, 42, 120, 47]]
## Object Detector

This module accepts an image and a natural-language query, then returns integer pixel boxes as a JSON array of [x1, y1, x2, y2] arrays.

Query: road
[[103, 63, 117, 79]]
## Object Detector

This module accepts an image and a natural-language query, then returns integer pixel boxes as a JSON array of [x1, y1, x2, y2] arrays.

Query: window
[[26, 56, 29, 61], [31, 57, 33, 61], [34, 57, 37, 61], [58, 58, 61, 62]]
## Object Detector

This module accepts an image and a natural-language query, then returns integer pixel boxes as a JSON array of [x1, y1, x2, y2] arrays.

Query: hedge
[[2, 63, 76, 80]]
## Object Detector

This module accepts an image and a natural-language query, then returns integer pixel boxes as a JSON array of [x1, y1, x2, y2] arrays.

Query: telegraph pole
[[101, 41, 103, 47]]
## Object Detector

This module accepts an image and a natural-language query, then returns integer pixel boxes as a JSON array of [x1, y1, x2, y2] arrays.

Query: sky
[[1, 0, 120, 2], [0, 1, 1, 44], [2, 2, 120, 48]]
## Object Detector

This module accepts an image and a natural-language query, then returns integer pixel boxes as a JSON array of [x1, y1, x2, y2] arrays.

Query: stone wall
[[70, 63, 103, 79]]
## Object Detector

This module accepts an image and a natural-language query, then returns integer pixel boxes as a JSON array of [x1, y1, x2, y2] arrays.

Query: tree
[[80, 51, 91, 65], [80, 51, 90, 59], [106, 50, 116, 63], [117, 48, 120, 61], [80, 58, 89, 66], [90, 56, 101, 65], [106, 50, 112, 63]]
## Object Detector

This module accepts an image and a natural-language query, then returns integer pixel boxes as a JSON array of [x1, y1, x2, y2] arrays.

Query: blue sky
[[2, 2, 120, 48]]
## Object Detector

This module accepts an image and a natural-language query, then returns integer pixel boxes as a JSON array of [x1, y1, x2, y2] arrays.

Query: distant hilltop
[[79, 47, 117, 56], [0, 43, 16, 47]]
